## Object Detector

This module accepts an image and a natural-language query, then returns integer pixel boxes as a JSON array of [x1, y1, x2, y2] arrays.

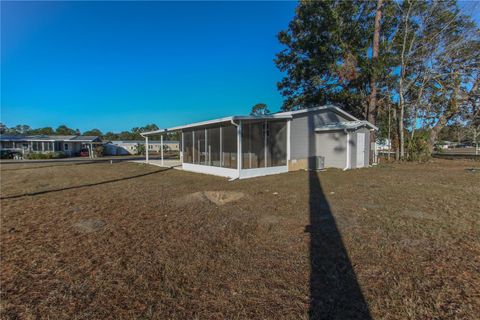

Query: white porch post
[[161, 134, 164, 166], [91, 143, 94, 159], [181, 132, 184, 163], [237, 121, 242, 177], [192, 131, 195, 163], [287, 120, 291, 162], [145, 136, 149, 163]]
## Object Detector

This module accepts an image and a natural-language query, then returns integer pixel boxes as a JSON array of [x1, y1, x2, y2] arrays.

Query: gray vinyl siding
[[290, 108, 350, 160], [289, 108, 372, 169], [315, 131, 349, 168]]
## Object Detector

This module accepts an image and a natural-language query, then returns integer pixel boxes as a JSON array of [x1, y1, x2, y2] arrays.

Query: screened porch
[[181, 119, 289, 179]]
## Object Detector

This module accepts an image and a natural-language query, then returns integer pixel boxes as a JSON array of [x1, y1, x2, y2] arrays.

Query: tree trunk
[[399, 83, 405, 160], [367, 0, 383, 164], [394, 107, 400, 160]]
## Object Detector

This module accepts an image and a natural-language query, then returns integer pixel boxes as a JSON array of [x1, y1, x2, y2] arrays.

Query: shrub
[[25, 151, 67, 160], [94, 145, 104, 157], [406, 133, 431, 161]]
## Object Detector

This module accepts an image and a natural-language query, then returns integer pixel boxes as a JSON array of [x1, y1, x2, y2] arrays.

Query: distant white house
[[104, 140, 179, 155], [0, 134, 101, 157]]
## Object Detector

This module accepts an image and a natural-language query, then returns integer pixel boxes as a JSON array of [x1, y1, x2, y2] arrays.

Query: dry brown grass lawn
[[1, 159, 479, 319]]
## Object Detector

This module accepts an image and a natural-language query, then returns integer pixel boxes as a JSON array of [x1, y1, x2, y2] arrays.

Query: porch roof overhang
[[141, 114, 292, 136], [315, 120, 378, 132]]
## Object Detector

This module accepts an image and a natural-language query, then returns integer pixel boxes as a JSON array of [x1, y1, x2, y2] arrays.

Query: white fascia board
[[143, 114, 292, 134], [276, 105, 359, 121], [315, 120, 378, 132]]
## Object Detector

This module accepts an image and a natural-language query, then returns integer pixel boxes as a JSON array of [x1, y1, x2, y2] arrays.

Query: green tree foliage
[[277, 0, 479, 159], [275, 0, 396, 117], [83, 129, 103, 136], [250, 103, 271, 116], [29, 127, 55, 135], [55, 125, 77, 135]]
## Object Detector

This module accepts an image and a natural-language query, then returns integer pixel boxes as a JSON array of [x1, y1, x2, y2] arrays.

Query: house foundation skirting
[[181, 163, 289, 179]]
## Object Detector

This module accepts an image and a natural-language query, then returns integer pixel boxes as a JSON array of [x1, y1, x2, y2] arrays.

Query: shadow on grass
[[306, 112, 371, 319], [0, 167, 172, 200]]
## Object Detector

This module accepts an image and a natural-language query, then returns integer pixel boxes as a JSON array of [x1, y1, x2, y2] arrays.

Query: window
[[32, 141, 41, 151], [64, 143, 69, 151], [44, 142, 53, 152]]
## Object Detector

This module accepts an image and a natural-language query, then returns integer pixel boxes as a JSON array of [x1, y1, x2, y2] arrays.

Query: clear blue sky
[[1, 1, 297, 133]]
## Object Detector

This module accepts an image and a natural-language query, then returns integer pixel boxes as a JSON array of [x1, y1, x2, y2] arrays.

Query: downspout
[[343, 129, 350, 171], [231, 119, 242, 181]]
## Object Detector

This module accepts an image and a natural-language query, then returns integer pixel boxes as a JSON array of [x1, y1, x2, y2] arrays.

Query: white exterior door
[[356, 133, 365, 167]]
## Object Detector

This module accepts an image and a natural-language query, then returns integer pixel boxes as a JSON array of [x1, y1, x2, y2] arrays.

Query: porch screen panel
[[242, 122, 265, 169], [183, 131, 193, 163], [221, 125, 237, 169], [193, 129, 206, 164], [267, 121, 287, 166], [207, 127, 220, 166], [32, 141, 40, 151]]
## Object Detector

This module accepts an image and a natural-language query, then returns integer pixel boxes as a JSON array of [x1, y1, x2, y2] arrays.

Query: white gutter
[[229, 119, 240, 181], [343, 129, 350, 171]]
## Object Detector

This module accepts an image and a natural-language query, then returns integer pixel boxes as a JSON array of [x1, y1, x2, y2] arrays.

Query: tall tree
[[55, 125, 76, 135], [275, 0, 396, 119], [250, 103, 270, 116], [391, 0, 479, 157], [83, 129, 103, 136], [29, 127, 55, 135]]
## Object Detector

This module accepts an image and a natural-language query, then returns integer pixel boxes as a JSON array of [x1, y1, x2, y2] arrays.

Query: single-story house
[[0, 135, 102, 157], [104, 140, 180, 156], [141, 105, 377, 179]]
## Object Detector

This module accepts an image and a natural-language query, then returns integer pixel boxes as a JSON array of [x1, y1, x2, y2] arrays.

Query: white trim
[[239, 166, 288, 179], [182, 163, 239, 179], [141, 115, 292, 135], [160, 135, 164, 166], [192, 130, 195, 163], [315, 120, 378, 132], [140, 104, 367, 137], [286, 119, 291, 161], [344, 132, 350, 171], [145, 136, 149, 163], [277, 105, 359, 121], [237, 120, 242, 172]]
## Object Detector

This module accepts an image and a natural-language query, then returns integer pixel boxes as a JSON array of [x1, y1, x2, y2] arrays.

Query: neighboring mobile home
[[0, 135, 102, 157], [104, 140, 180, 156], [141, 105, 377, 179]]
